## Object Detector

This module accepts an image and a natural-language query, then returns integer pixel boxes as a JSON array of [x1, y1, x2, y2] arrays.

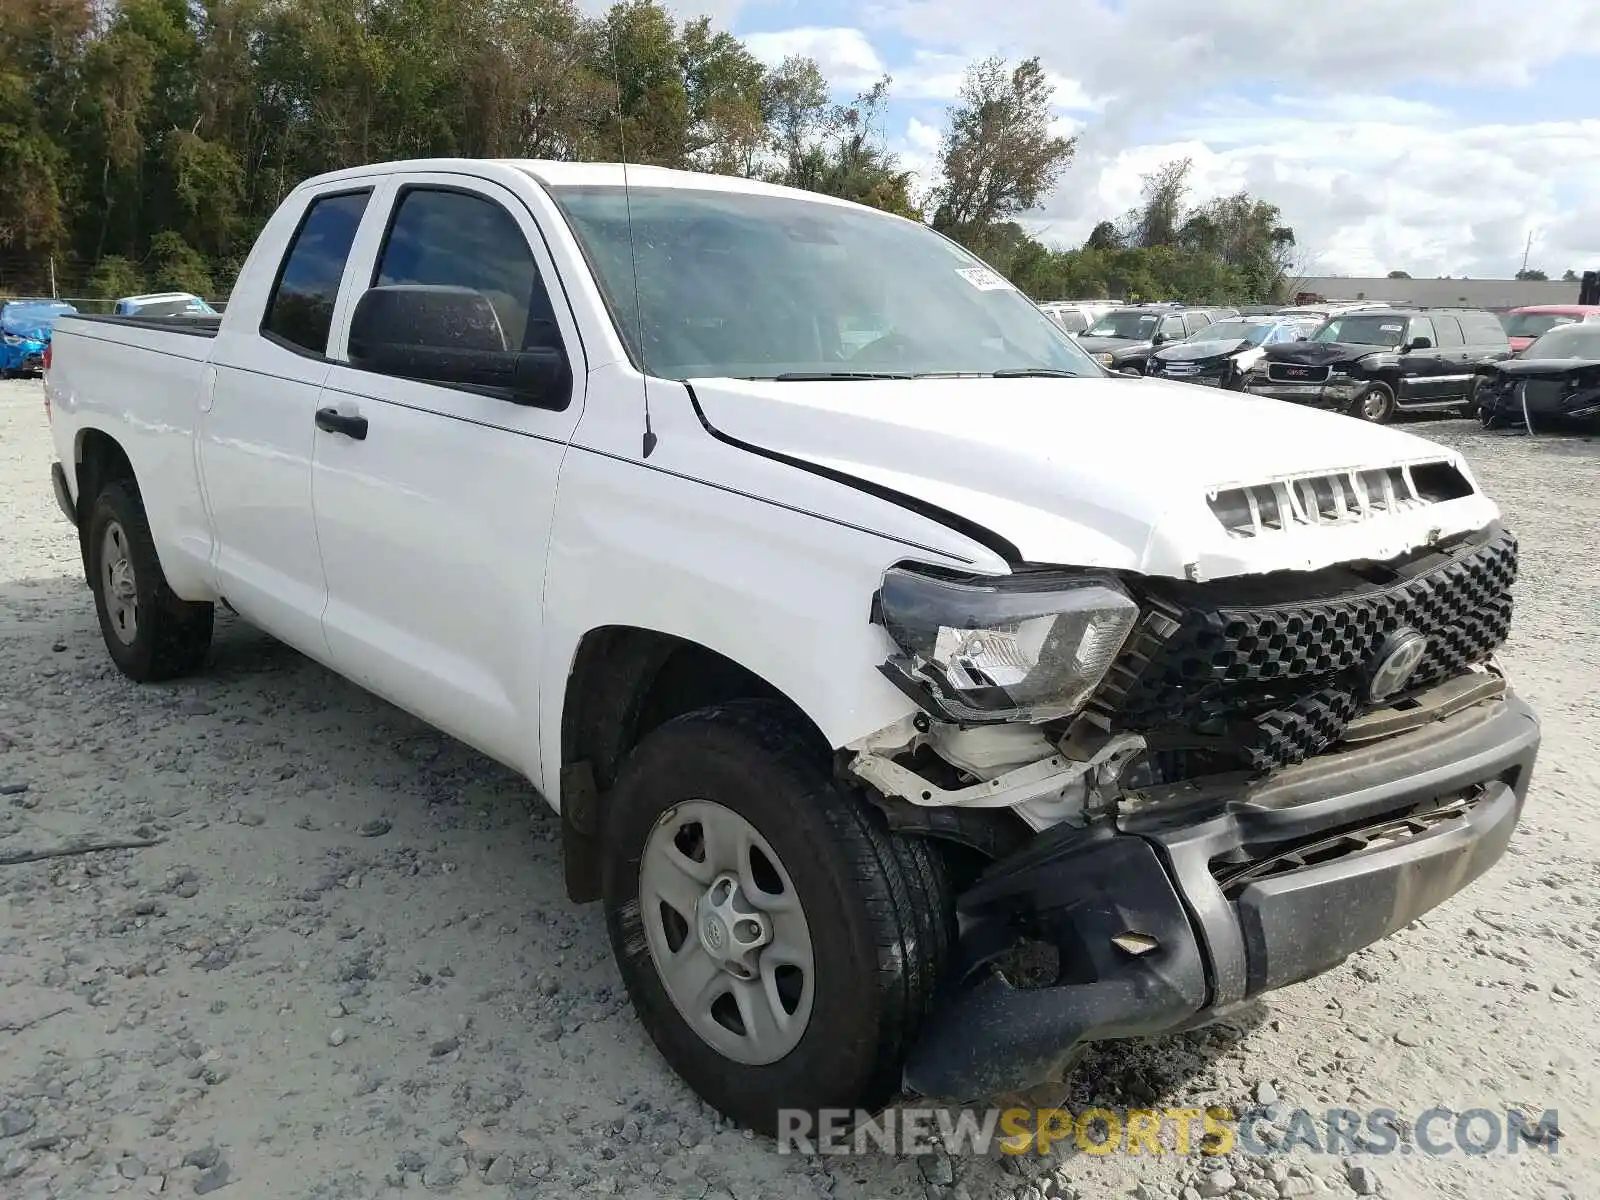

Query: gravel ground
[[1, 375, 1595, 1200]]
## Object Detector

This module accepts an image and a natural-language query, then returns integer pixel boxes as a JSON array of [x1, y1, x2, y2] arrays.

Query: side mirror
[[1402, 335, 1433, 351], [347, 284, 571, 408]]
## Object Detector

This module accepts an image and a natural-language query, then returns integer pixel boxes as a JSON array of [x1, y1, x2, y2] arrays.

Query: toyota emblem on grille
[[1368, 629, 1429, 703]]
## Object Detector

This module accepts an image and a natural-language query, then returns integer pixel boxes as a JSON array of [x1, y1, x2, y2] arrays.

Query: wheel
[[1479, 400, 1505, 430], [601, 700, 952, 1134], [1460, 377, 1485, 418], [1350, 382, 1396, 423], [85, 479, 215, 681]]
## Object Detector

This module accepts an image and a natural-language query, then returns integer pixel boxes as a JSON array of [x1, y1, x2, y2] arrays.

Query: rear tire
[[86, 480, 214, 682], [601, 700, 952, 1135], [1350, 381, 1396, 424]]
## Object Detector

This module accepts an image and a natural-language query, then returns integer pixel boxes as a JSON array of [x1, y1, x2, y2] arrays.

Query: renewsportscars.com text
[[776, 1105, 1562, 1158]]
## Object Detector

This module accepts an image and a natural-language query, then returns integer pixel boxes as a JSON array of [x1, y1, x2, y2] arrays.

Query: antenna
[[607, 32, 657, 459]]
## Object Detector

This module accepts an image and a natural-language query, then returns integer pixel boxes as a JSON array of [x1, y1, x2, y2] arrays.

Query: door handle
[[315, 407, 368, 440]]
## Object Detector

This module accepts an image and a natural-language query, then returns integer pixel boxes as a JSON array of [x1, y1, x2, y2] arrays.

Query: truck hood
[[1492, 356, 1600, 378], [688, 375, 1501, 581], [1076, 336, 1149, 356], [1154, 337, 1248, 363], [1264, 341, 1390, 368]]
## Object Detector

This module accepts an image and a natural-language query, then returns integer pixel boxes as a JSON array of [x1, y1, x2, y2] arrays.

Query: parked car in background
[[1145, 315, 1318, 388], [1498, 305, 1600, 355], [1246, 307, 1512, 423], [113, 292, 219, 318], [1275, 301, 1389, 322], [1, 299, 79, 377], [1038, 300, 1114, 336], [1078, 305, 1236, 374], [1477, 320, 1600, 431]]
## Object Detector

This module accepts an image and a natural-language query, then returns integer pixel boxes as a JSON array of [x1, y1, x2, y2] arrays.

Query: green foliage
[[88, 256, 145, 299], [0, 0, 1288, 307], [148, 231, 214, 295], [1515, 268, 1548, 281]]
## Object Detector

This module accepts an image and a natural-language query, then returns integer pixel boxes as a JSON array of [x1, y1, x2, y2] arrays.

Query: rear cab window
[[261, 190, 372, 356]]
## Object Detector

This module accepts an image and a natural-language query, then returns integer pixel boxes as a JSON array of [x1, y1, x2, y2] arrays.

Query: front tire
[[1350, 381, 1396, 423], [601, 700, 951, 1134], [86, 480, 215, 681]]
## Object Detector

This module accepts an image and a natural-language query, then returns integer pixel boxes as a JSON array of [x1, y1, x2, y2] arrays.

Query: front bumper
[[903, 689, 1540, 1101], [1244, 376, 1363, 408]]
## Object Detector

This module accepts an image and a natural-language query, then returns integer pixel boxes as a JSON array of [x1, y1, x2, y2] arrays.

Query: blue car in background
[[1, 299, 78, 377]]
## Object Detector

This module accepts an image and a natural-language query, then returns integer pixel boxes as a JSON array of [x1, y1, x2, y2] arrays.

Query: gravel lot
[[1, 376, 1595, 1200]]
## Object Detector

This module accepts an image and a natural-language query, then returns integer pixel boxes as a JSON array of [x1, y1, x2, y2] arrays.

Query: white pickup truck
[[44, 158, 1539, 1133]]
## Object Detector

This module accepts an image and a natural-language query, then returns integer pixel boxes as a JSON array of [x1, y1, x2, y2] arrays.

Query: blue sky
[[668, 0, 1600, 278]]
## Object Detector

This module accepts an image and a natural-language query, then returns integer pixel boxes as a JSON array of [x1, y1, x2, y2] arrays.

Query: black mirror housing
[[347, 284, 572, 409], [1403, 336, 1433, 352]]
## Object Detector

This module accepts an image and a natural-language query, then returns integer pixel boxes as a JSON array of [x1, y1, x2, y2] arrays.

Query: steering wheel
[[848, 329, 919, 365]]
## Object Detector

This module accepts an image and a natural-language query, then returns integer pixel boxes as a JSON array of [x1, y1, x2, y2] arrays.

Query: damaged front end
[[846, 523, 1540, 1103]]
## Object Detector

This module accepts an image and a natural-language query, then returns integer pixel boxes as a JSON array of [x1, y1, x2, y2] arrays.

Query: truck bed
[[61, 313, 222, 338]]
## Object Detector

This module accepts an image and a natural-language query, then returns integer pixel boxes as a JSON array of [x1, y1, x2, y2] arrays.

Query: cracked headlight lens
[[873, 567, 1139, 724]]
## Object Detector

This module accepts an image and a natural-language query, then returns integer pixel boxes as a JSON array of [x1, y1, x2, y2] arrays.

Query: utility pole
[[49, 256, 57, 299], [1520, 230, 1535, 276]]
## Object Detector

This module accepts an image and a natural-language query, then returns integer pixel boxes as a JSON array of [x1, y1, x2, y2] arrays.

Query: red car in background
[[1500, 304, 1600, 354]]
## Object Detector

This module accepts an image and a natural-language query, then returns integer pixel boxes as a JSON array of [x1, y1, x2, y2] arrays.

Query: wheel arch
[[73, 427, 139, 578], [556, 625, 830, 903]]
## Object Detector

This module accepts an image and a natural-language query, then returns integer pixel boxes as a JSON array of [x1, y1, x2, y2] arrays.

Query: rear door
[[1428, 314, 1471, 401], [200, 185, 377, 657], [1395, 315, 1442, 404], [309, 174, 588, 772]]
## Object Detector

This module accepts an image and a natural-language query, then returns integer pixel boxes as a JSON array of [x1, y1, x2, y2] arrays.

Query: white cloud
[[1024, 112, 1600, 279], [741, 27, 887, 90]]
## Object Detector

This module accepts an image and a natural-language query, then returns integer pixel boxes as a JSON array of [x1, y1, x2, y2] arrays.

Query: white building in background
[[1291, 276, 1585, 312]]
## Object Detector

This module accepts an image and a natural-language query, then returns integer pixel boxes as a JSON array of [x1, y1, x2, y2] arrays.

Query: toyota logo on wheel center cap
[[1369, 628, 1429, 703]]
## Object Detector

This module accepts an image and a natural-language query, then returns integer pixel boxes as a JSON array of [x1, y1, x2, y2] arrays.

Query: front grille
[[1094, 527, 1517, 775], [1267, 362, 1330, 383], [1162, 361, 1204, 376]]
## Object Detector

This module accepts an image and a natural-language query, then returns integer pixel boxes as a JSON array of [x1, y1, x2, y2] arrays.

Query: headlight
[[1096, 353, 1114, 367], [1, 335, 23, 346], [873, 567, 1139, 724]]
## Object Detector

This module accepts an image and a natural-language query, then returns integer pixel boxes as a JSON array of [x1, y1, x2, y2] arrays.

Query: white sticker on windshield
[[1380, 323, 1403, 331], [956, 266, 1015, 292]]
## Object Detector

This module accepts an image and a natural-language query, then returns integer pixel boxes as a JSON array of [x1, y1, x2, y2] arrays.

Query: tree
[[1516, 268, 1548, 281], [1125, 158, 1191, 249], [1387, 269, 1411, 278], [929, 55, 1076, 249], [1562, 268, 1579, 282]]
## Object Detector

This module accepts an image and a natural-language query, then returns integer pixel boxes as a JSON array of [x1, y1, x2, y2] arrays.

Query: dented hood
[[688, 375, 1502, 580]]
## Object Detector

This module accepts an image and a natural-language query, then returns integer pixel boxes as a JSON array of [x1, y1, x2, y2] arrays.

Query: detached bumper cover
[[904, 691, 1539, 1101]]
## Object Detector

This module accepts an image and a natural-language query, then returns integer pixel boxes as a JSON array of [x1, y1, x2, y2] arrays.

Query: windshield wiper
[[991, 367, 1080, 378], [769, 370, 916, 381]]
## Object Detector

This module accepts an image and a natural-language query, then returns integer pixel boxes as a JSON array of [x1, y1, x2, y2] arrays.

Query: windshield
[[1312, 313, 1407, 347], [1084, 311, 1161, 340], [1525, 323, 1600, 359], [127, 297, 215, 317], [545, 185, 1100, 380], [1502, 312, 1579, 338], [1186, 319, 1270, 345]]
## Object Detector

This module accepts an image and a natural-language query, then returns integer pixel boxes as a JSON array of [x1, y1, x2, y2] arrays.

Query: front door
[[309, 175, 588, 772], [199, 186, 377, 658]]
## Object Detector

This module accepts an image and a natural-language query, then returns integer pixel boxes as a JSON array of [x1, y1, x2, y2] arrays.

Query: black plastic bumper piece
[[51, 461, 77, 527], [903, 692, 1540, 1102]]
